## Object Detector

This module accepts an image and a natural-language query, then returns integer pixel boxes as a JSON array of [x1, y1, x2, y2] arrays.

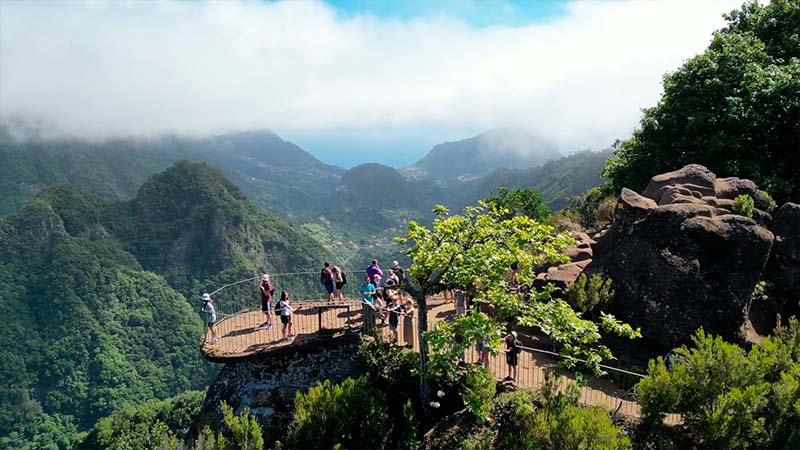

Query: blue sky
[[1, 0, 739, 168], [327, 0, 568, 28]]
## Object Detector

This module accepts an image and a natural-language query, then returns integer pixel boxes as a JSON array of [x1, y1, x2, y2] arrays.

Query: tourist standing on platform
[[366, 260, 383, 285], [321, 262, 335, 304], [505, 331, 521, 381], [360, 276, 377, 334], [402, 299, 415, 348], [455, 289, 467, 317], [384, 269, 399, 297], [278, 291, 294, 341], [477, 334, 490, 368], [259, 274, 274, 329], [359, 276, 376, 305], [391, 261, 406, 285], [201, 293, 219, 344], [386, 294, 402, 343], [333, 266, 347, 303]]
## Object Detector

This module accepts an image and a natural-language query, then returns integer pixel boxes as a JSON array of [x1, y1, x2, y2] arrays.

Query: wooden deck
[[200, 295, 655, 418]]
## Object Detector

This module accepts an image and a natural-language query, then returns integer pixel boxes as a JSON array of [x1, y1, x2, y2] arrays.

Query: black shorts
[[280, 315, 291, 324], [208, 321, 216, 327], [335, 282, 345, 290], [506, 354, 518, 366], [261, 301, 271, 314]]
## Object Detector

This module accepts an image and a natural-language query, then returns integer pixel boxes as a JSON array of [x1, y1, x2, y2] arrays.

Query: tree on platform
[[395, 203, 640, 418]]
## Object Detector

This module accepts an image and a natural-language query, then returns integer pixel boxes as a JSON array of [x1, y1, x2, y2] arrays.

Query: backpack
[[341, 271, 348, 285], [275, 299, 282, 314], [320, 269, 330, 284]]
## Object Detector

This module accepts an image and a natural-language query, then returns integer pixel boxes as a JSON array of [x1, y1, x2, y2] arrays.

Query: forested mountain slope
[[0, 130, 342, 217], [0, 161, 331, 449], [474, 148, 613, 210]]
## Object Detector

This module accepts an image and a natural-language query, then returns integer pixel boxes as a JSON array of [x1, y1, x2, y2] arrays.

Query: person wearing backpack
[[505, 331, 521, 381], [258, 273, 274, 329], [333, 266, 347, 304], [321, 262, 334, 304]]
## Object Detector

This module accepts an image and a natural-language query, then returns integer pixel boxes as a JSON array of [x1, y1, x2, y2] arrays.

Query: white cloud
[[0, 0, 740, 150]]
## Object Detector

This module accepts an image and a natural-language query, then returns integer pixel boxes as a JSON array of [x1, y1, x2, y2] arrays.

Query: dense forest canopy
[[0, 161, 332, 448], [604, 0, 800, 203]]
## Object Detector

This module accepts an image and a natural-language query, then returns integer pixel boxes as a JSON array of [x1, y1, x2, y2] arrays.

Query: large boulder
[[715, 177, 758, 199], [643, 164, 716, 203], [765, 203, 800, 311], [582, 165, 778, 349], [603, 209, 773, 349], [616, 188, 657, 226]]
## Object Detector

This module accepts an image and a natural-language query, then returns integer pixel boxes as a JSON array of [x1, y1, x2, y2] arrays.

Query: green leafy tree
[[603, 0, 800, 203], [395, 203, 640, 417], [485, 187, 551, 223], [638, 319, 800, 450]]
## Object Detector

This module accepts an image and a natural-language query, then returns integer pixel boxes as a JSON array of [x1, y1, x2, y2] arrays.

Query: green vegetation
[[396, 202, 640, 414], [462, 367, 497, 423], [0, 161, 331, 449], [485, 187, 551, 223], [287, 376, 391, 450], [476, 149, 613, 211], [638, 319, 800, 449], [732, 194, 756, 218], [77, 390, 205, 450], [462, 376, 631, 450], [568, 274, 615, 315], [603, 0, 800, 203], [568, 187, 617, 231], [195, 402, 264, 450]]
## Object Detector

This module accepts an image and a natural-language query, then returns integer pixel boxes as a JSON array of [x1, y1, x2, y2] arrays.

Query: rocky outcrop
[[600, 167, 778, 348], [536, 231, 594, 291], [642, 164, 717, 202], [765, 203, 800, 313], [537, 164, 788, 349], [201, 335, 360, 447]]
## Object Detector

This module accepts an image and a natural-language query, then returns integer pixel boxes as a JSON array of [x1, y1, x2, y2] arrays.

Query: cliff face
[[201, 335, 361, 446]]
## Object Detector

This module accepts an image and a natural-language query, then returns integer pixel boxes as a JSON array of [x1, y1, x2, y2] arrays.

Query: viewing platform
[[200, 295, 664, 420]]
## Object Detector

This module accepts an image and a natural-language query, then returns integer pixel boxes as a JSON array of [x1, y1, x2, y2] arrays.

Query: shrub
[[595, 196, 617, 229], [568, 274, 615, 314], [637, 320, 800, 450], [287, 376, 390, 450], [758, 190, 777, 212], [550, 210, 583, 233], [194, 401, 264, 450], [568, 187, 617, 231], [732, 194, 755, 218], [77, 390, 204, 450], [488, 375, 631, 450], [462, 366, 497, 423]]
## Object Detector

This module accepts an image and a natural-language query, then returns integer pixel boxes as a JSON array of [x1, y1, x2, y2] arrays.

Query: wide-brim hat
[[261, 274, 269, 281], [201, 293, 211, 301]]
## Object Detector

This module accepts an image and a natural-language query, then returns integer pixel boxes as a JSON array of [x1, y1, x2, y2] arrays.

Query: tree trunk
[[415, 291, 431, 417]]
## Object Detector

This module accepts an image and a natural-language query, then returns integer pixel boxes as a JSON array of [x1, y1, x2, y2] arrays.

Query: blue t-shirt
[[359, 282, 376, 303]]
